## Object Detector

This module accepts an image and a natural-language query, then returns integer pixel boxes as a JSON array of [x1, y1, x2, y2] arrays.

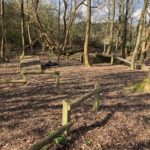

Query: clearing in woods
[[0, 57, 150, 150]]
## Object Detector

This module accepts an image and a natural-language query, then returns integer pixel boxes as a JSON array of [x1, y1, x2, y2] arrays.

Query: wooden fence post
[[80, 54, 84, 63], [93, 83, 100, 112], [111, 55, 114, 65], [22, 73, 27, 83], [62, 100, 71, 135], [55, 71, 60, 87]]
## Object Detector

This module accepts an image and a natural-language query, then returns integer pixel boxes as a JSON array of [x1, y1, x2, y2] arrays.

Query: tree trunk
[[58, 0, 61, 42], [121, 0, 129, 58], [63, 0, 67, 52], [131, 0, 148, 70], [0, 0, 5, 62], [21, 0, 25, 57], [106, 0, 115, 55], [103, 0, 111, 54], [27, 0, 33, 54], [84, 0, 91, 67]]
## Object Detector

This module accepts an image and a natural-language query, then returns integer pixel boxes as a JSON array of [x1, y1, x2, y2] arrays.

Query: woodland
[[0, 0, 150, 150]]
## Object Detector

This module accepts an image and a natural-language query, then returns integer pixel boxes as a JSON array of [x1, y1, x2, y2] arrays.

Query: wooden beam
[[62, 100, 71, 135], [29, 122, 73, 150], [69, 87, 101, 108], [0, 74, 27, 84]]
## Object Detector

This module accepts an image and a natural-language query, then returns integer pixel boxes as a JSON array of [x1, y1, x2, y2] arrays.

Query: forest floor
[[0, 56, 150, 150]]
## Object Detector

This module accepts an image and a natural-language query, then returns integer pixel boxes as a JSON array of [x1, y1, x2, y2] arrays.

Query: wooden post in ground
[[62, 100, 71, 135], [111, 55, 114, 65], [93, 83, 100, 112], [80, 54, 84, 63], [55, 71, 60, 87]]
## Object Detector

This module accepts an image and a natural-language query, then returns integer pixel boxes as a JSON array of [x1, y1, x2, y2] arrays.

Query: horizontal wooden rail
[[69, 87, 100, 108], [0, 71, 60, 86], [0, 74, 27, 84], [29, 122, 73, 150], [62, 83, 100, 135], [23, 71, 60, 86], [97, 53, 140, 67]]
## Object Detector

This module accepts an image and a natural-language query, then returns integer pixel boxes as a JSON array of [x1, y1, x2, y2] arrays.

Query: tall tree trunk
[[0, 0, 5, 62], [63, 0, 67, 51], [103, 0, 111, 54], [106, 0, 115, 55], [115, 0, 123, 53], [27, 0, 33, 54], [57, 0, 61, 64], [129, 17, 133, 52], [58, 0, 61, 42], [21, 0, 25, 57], [139, 12, 147, 66], [131, 0, 148, 70], [121, 0, 129, 58], [84, 0, 91, 67]]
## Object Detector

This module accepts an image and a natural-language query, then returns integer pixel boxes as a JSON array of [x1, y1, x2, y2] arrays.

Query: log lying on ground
[[96, 53, 130, 65], [96, 53, 140, 68], [114, 56, 131, 65], [29, 122, 73, 150], [0, 74, 27, 84], [0, 79, 27, 84]]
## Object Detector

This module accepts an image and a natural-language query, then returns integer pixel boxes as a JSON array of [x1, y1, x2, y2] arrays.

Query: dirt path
[[0, 60, 150, 150]]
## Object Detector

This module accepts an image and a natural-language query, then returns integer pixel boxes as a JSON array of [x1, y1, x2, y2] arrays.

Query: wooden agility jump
[[29, 83, 101, 150], [0, 56, 60, 86]]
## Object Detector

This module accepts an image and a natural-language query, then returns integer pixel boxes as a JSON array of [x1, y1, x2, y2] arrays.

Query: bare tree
[[131, 0, 148, 70], [121, 0, 129, 58], [84, 0, 91, 67], [27, 0, 33, 53], [0, 0, 5, 61], [106, 0, 115, 55], [62, 0, 85, 53], [21, 0, 25, 57]]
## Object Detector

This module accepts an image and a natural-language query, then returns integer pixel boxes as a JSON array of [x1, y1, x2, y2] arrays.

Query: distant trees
[[131, 0, 148, 70], [62, 0, 85, 53], [0, 0, 149, 69]]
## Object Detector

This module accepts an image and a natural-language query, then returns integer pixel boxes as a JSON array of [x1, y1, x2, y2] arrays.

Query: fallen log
[[0, 74, 27, 84], [29, 122, 73, 150], [96, 53, 141, 68]]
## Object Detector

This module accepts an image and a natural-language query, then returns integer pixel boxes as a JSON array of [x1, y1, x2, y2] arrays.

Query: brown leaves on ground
[[0, 57, 150, 150]]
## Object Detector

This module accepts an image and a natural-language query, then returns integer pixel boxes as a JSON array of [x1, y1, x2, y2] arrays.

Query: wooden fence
[[29, 82, 100, 150], [0, 71, 60, 86], [62, 83, 101, 135]]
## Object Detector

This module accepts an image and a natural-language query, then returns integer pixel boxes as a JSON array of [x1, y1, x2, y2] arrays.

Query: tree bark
[[84, 0, 91, 67], [21, 0, 25, 57], [63, 0, 67, 46], [121, 0, 129, 58], [131, 0, 148, 70], [106, 0, 115, 55], [27, 0, 33, 54], [0, 0, 5, 62]]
